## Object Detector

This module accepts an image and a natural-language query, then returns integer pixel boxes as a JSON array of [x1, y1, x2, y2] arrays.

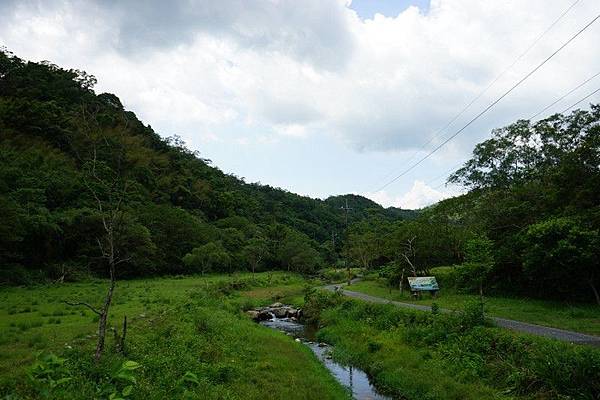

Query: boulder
[[272, 307, 288, 318], [270, 302, 284, 308], [246, 310, 260, 321], [257, 310, 274, 321], [286, 308, 298, 318]]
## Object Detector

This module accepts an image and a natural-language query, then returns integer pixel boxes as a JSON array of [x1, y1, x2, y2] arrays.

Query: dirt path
[[323, 283, 600, 346]]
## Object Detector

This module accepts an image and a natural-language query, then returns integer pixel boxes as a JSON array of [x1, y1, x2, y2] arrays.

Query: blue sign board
[[407, 276, 439, 291]]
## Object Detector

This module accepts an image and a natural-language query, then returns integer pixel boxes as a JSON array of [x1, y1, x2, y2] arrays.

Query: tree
[[289, 245, 322, 274], [401, 236, 418, 277], [138, 205, 215, 274], [521, 217, 600, 305], [183, 241, 231, 275], [60, 104, 139, 362], [241, 238, 269, 275], [449, 107, 600, 193], [277, 231, 323, 274], [345, 231, 378, 270], [463, 236, 494, 301], [81, 134, 131, 361]]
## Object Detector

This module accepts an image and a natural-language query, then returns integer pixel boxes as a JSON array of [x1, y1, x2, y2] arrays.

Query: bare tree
[[397, 236, 418, 295], [401, 236, 418, 277], [89, 175, 129, 361], [65, 105, 131, 361]]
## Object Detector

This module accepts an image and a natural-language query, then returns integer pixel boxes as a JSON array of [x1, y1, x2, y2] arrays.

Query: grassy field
[[0, 273, 349, 399], [4, 272, 599, 400], [347, 278, 600, 335]]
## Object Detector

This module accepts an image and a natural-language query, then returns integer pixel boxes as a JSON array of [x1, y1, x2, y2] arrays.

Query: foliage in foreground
[[309, 291, 600, 400]]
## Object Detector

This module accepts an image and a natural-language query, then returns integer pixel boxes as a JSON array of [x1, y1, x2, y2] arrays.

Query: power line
[[372, 0, 583, 190], [426, 70, 600, 190], [428, 72, 600, 191], [425, 160, 466, 185], [560, 86, 600, 113], [375, 13, 600, 192], [432, 181, 450, 191], [530, 70, 600, 119], [432, 85, 600, 190]]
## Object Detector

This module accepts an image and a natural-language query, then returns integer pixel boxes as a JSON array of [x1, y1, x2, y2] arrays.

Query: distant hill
[[324, 194, 418, 224]]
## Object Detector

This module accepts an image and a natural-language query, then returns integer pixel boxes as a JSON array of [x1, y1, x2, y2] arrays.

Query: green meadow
[[0, 273, 349, 400]]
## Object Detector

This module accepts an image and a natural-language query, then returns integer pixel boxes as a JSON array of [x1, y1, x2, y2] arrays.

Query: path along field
[[345, 277, 600, 336]]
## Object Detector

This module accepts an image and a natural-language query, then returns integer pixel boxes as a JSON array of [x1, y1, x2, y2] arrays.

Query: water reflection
[[261, 317, 390, 400]]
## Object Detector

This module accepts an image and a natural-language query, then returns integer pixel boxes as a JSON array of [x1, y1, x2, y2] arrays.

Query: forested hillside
[[0, 50, 409, 284]]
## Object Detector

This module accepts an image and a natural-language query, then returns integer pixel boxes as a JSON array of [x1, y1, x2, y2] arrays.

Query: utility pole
[[341, 198, 353, 286]]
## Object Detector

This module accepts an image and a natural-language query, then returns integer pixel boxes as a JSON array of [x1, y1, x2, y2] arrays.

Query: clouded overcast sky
[[1, 0, 599, 208]]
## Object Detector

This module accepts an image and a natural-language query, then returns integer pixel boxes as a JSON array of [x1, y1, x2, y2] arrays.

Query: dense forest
[[1, 50, 599, 304], [0, 49, 413, 284]]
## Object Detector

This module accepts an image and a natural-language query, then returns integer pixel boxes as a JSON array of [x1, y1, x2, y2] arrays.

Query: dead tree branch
[[63, 301, 101, 316]]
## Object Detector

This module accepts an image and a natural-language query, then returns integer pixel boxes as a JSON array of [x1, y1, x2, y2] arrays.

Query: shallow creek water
[[260, 317, 390, 400]]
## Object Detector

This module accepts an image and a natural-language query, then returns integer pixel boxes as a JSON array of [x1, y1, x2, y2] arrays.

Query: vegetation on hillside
[[0, 49, 411, 285], [2, 43, 599, 400], [4, 49, 596, 305]]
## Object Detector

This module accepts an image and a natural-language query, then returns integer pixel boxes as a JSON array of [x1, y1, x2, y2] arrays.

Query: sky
[[1, 0, 599, 209]]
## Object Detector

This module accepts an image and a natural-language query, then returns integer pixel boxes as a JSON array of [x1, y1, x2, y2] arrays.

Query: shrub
[[302, 289, 344, 325], [27, 352, 72, 397]]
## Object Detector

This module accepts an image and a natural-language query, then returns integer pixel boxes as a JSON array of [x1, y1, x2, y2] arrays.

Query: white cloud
[[1, 0, 599, 198], [2, 0, 598, 152], [366, 180, 461, 209]]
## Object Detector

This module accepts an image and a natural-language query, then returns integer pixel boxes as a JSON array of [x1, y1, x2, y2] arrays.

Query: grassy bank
[[307, 291, 600, 400], [0, 273, 349, 399], [347, 278, 600, 335]]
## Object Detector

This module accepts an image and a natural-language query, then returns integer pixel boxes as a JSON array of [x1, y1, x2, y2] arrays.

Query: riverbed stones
[[246, 304, 302, 321], [246, 309, 272, 321], [246, 310, 259, 320], [272, 307, 288, 318]]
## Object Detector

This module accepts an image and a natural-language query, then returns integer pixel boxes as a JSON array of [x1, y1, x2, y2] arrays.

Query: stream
[[260, 316, 391, 400]]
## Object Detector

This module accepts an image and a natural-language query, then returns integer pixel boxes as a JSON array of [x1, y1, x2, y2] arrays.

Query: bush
[[428, 266, 456, 289], [302, 289, 344, 325], [0, 264, 45, 286], [446, 263, 483, 293]]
